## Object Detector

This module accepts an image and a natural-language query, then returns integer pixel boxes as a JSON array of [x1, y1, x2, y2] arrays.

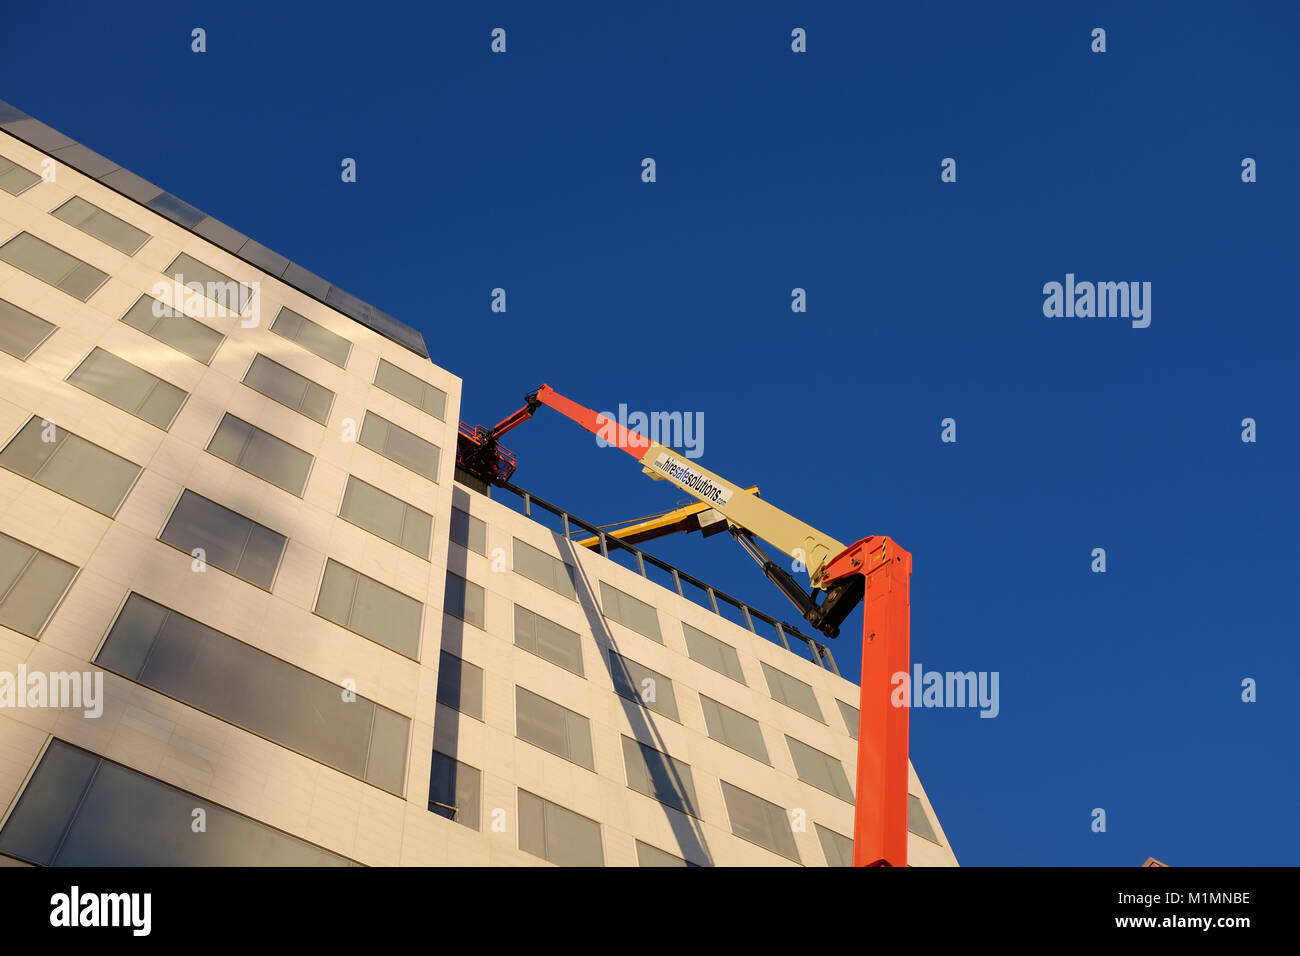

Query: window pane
[[0, 740, 99, 864], [0, 740, 355, 865], [51, 197, 150, 256], [449, 507, 485, 556], [683, 623, 745, 683], [121, 294, 223, 364], [908, 793, 941, 845], [158, 490, 286, 590], [66, 347, 187, 428], [0, 233, 107, 301], [721, 782, 800, 863], [636, 841, 692, 867], [270, 307, 351, 368], [815, 824, 854, 867], [358, 411, 439, 480], [443, 572, 484, 629], [609, 650, 678, 721], [0, 156, 40, 196], [435, 651, 482, 719], [96, 593, 409, 795], [0, 297, 56, 359], [599, 582, 661, 642], [515, 686, 594, 770], [836, 699, 860, 740], [700, 695, 769, 764], [0, 532, 77, 637], [512, 538, 576, 600], [206, 413, 313, 496], [517, 789, 602, 867], [366, 705, 410, 795], [339, 475, 431, 558], [427, 751, 481, 830], [761, 662, 824, 722], [164, 253, 251, 314], [514, 604, 583, 676], [0, 417, 139, 516], [242, 354, 334, 425], [786, 736, 854, 803], [374, 358, 446, 420], [621, 736, 699, 817], [314, 558, 422, 659]]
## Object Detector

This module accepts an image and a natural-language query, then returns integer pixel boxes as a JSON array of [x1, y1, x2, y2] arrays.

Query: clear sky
[[4, 1, 1296, 866]]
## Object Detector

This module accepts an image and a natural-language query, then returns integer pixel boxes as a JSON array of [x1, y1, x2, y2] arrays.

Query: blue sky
[[4, 1, 1296, 865]]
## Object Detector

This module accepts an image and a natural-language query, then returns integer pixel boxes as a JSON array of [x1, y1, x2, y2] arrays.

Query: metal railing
[[496, 480, 839, 675]]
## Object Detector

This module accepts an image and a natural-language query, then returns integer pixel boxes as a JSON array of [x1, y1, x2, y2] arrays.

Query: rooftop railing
[[495, 480, 840, 675]]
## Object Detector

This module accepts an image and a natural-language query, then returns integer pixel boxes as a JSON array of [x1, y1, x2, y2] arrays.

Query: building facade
[[0, 103, 956, 866]]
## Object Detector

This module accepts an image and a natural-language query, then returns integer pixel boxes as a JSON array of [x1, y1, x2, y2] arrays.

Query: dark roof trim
[[0, 99, 429, 361]]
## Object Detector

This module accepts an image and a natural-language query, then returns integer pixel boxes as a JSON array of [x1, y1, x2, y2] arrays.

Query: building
[[0, 101, 957, 866]]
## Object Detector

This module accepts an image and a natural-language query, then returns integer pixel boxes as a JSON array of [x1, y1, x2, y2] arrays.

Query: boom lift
[[457, 384, 912, 867]]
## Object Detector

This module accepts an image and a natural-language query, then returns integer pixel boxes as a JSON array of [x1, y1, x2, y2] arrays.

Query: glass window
[[517, 789, 603, 867], [443, 572, 485, 629], [699, 695, 769, 764], [515, 686, 594, 770], [96, 593, 409, 795], [0, 156, 40, 196], [121, 294, 223, 364], [338, 475, 431, 558], [241, 354, 334, 424], [270, 307, 351, 368], [720, 781, 800, 863], [358, 410, 439, 481], [0, 232, 107, 301], [435, 650, 483, 720], [163, 252, 252, 314], [374, 358, 446, 420], [761, 661, 824, 722], [0, 531, 78, 638], [815, 824, 853, 867], [609, 650, 679, 721], [206, 413, 313, 497], [427, 751, 480, 830], [621, 736, 699, 818], [683, 622, 745, 683], [66, 347, 187, 429], [0, 739, 356, 865], [0, 416, 140, 516], [836, 699, 860, 740], [908, 793, 941, 845], [635, 841, 694, 867], [449, 507, 486, 556], [314, 558, 422, 659], [786, 735, 854, 803], [0, 297, 56, 360], [51, 197, 149, 256], [514, 604, 583, 676], [512, 538, 576, 600], [158, 490, 286, 590], [599, 582, 661, 642]]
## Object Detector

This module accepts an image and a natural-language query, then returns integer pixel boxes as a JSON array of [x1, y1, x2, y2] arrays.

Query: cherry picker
[[457, 384, 912, 867]]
